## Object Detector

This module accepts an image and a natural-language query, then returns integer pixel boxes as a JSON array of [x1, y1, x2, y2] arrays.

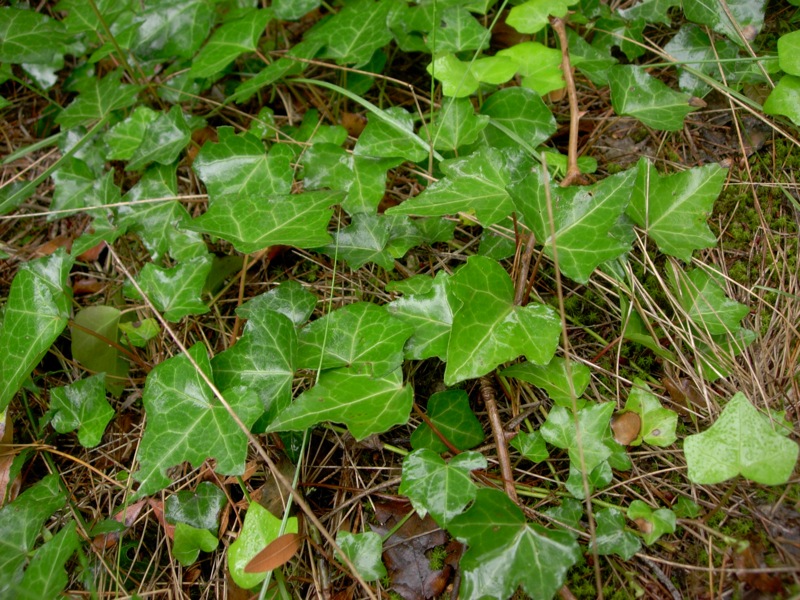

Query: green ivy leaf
[[133, 343, 263, 497], [238, 281, 316, 327], [165, 481, 227, 531], [673, 496, 701, 518], [511, 431, 549, 463], [595, 508, 641, 560], [130, 0, 215, 61], [11, 521, 80, 600], [55, 0, 132, 36], [778, 30, 800, 76], [307, 0, 394, 67], [71, 305, 129, 396], [427, 54, 480, 98], [445, 256, 561, 385], [297, 303, 412, 376], [448, 488, 581, 600], [387, 147, 513, 226], [430, 6, 490, 53], [228, 503, 298, 589], [566, 27, 617, 86], [683, 392, 799, 485], [188, 191, 342, 253], [400, 449, 485, 525], [0, 7, 66, 65], [429, 98, 490, 153], [501, 357, 591, 408], [119, 319, 160, 347], [506, 0, 575, 34], [126, 105, 192, 171], [49, 374, 114, 448], [268, 367, 413, 440], [190, 8, 273, 79], [683, 0, 765, 46], [56, 70, 141, 130], [0, 249, 73, 412], [387, 272, 453, 361], [172, 523, 219, 566], [664, 24, 738, 97], [193, 127, 292, 201], [104, 106, 159, 160], [624, 379, 677, 447], [335, 532, 387, 581], [233, 38, 322, 103], [510, 167, 636, 284], [354, 106, 428, 162], [324, 213, 395, 270], [135, 255, 212, 322], [764, 75, 800, 126], [696, 327, 757, 382], [669, 267, 749, 335], [480, 87, 556, 151], [627, 159, 725, 262], [50, 157, 101, 215], [608, 65, 696, 131], [618, 0, 681, 24], [626, 500, 676, 546], [410, 390, 484, 452], [497, 42, 564, 96], [273, 0, 320, 20]]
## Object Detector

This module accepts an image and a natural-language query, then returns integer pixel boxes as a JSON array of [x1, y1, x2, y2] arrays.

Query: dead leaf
[[731, 536, 784, 594], [72, 277, 104, 295], [341, 112, 367, 138], [77, 241, 106, 262], [662, 376, 705, 419], [0, 411, 20, 505], [226, 568, 256, 600], [93, 498, 147, 550], [31, 235, 73, 258], [244, 532, 302, 573], [148, 498, 175, 540], [610, 411, 641, 446]]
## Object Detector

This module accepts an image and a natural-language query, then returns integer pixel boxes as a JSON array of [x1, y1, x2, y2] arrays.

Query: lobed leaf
[[410, 389, 484, 452], [608, 65, 696, 131], [49, 374, 115, 448]]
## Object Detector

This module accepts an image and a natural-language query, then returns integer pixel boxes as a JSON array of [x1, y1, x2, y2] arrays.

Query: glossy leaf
[[228, 503, 298, 589], [778, 30, 800, 76], [245, 532, 301, 573], [188, 191, 342, 253], [11, 521, 79, 600], [0, 250, 73, 412], [190, 8, 273, 79], [354, 106, 428, 162], [387, 272, 453, 361], [664, 24, 738, 97], [273, 0, 320, 20], [624, 379, 677, 447], [238, 281, 316, 327], [267, 367, 413, 440], [172, 523, 218, 566], [119, 319, 160, 347], [445, 256, 561, 385], [683, 0, 765, 45], [130, 0, 215, 61], [511, 431, 549, 463], [233, 38, 322, 103], [55, 70, 141, 130], [0, 7, 66, 65], [165, 481, 227, 531], [126, 106, 192, 171], [480, 87, 556, 151], [133, 343, 263, 497], [104, 106, 159, 160], [501, 357, 591, 408], [50, 157, 101, 215], [567, 27, 617, 86], [427, 54, 480, 98], [595, 508, 641, 560], [670, 267, 749, 335], [324, 213, 395, 270], [506, 0, 574, 33], [608, 65, 695, 131], [400, 449, 485, 524], [497, 42, 564, 96], [627, 159, 725, 261], [135, 255, 212, 322], [429, 97, 489, 152], [510, 167, 636, 284], [49, 374, 114, 448], [410, 389, 484, 453], [627, 500, 676, 545], [683, 392, 799, 485], [336, 532, 387, 581], [448, 488, 581, 600], [297, 303, 412, 376], [387, 147, 513, 226], [431, 6, 489, 53], [307, 0, 394, 67], [763, 75, 800, 126], [71, 305, 128, 395], [618, 0, 680, 24]]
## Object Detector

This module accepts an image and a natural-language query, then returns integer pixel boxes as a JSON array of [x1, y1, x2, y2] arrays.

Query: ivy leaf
[[448, 488, 581, 600], [763, 75, 800, 126], [0, 7, 66, 65], [297, 303, 413, 376], [410, 390, 484, 452], [608, 65, 696, 131], [12, 521, 80, 600], [134, 343, 263, 497], [627, 500, 676, 545], [335, 532, 387, 581], [618, 0, 681, 24], [480, 87, 556, 151], [510, 167, 636, 284], [497, 42, 564, 96], [355, 106, 428, 162], [429, 98, 489, 153], [670, 267, 749, 335], [238, 281, 316, 327], [0, 249, 73, 412], [190, 8, 273, 79], [213, 308, 295, 426], [778, 30, 800, 76], [624, 379, 678, 447], [130, 0, 215, 61], [307, 0, 394, 67], [193, 127, 292, 201], [228, 503, 298, 589], [104, 106, 159, 160], [683, 392, 799, 486], [126, 106, 192, 171], [430, 6, 490, 53], [189, 191, 342, 253], [506, 0, 574, 34], [595, 508, 641, 560], [55, 70, 141, 130], [445, 256, 561, 385], [233, 38, 322, 103], [135, 255, 212, 322], [71, 305, 129, 396], [511, 431, 549, 463], [566, 27, 617, 86], [387, 147, 513, 226], [172, 523, 218, 566], [627, 159, 725, 261], [267, 367, 413, 440], [165, 481, 227, 531], [696, 327, 757, 382], [273, 0, 320, 20], [49, 374, 114, 448], [427, 53, 480, 97], [119, 319, 160, 347], [400, 449, 485, 525], [387, 272, 453, 361], [501, 357, 591, 409], [664, 24, 738, 97], [683, 0, 765, 45], [324, 213, 395, 270]]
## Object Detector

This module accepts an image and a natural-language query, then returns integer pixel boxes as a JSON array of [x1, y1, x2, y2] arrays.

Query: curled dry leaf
[[610, 411, 641, 446], [244, 532, 302, 573]]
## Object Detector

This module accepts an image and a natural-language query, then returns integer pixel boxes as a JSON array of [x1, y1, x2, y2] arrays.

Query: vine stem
[[479, 376, 518, 503], [550, 17, 584, 188]]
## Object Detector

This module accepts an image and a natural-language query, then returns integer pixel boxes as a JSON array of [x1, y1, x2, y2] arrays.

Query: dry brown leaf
[[341, 112, 367, 138], [31, 235, 73, 257], [0, 412, 20, 505], [610, 411, 641, 446], [92, 498, 148, 550], [72, 277, 104, 295], [731, 537, 784, 594], [148, 498, 175, 540], [244, 532, 302, 573], [76, 241, 106, 262]]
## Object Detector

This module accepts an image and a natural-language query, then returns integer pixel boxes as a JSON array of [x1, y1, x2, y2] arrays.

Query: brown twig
[[550, 17, 584, 187], [413, 402, 462, 455], [479, 377, 518, 502], [513, 229, 537, 306]]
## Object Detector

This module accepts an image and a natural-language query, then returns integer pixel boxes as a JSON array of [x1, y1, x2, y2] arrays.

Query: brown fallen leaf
[[244, 532, 302, 573], [731, 536, 784, 595], [31, 235, 73, 258], [0, 412, 20, 505], [72, 277, 104, 295], [76, 240, 106, 262], [611, 411, 641, 446], [341, 112, 367, 138], [662, 376, 705, 420], [92, 498, 148, 550]]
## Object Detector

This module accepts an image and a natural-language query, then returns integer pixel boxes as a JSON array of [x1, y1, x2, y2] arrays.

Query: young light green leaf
[[0, 7, 67, 65], [133, 343, 263, 497], [190, 8, 273, 79], [595, 508, 641, 560], [306, 0, 394, 67], [267, 367, 413, 440], [480, 87, 556, 151], [624, 379, 678, 446], [778, 30, 800, 76], [506, 0, 574, 34], [429, 98, 489, 153], [400, 449, 485, 525], [135, 255, 212, 322], [445, 256, 561, 385], [335, 532, 387, 581], [126, 105, 192, 171], [501, 357, 591, 408], [608, 65, 696, 131], [119, 319, 160, 347], [0, 249, 73, 412], [627, 500, 676, 546], [55, 70, 141, 130], [541, 403, 616, 480], [430, 6, 490, 53], [509, 167, 637, 284], [49, 374, 114, 448], [683, 392, 799, 485], [387, 147, 513, 226], [683, 0, 764, 45], [427, 53, 480, 98], [497, 42, 564, 96], [238, 281, 317, 327], [410, 389, 484, 453], [510, 431, 549, 463], [673, 496, 701, 519], [763, 75, 800, 126], [354, 106, 428, 162], [297, 302, 412, 377], [627, 159, 726, 261], [71, 305, 129, 395], [189, 191, 341, 253], [129, 0, 215, 61], [670, 267, 749, 335], [228, 503, 298, 589], [172, 523, 219, 566], [448, 488, 581, 600]]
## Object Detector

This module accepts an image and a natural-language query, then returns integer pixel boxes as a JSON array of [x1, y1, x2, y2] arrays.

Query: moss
[[428, 544, 448, 571]]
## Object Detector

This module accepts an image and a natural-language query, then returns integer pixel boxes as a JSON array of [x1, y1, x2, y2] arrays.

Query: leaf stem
[[479, 376, 518, 502], [550, 17, 583, 187]]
